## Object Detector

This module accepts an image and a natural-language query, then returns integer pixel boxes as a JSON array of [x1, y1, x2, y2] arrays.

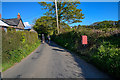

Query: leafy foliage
[[39, 2, 84, 33], [52, 28, 120, 78], [2, 31, 40, 71], [93, 21, 118, 28], [33, 16, 72, 36], [92, 41, 120, 78], [33, 16, 56, 36]]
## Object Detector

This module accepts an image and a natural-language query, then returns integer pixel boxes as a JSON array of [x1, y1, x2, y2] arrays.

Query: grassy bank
[[52, 28, 120, 78], [2, 31, 41, 72]]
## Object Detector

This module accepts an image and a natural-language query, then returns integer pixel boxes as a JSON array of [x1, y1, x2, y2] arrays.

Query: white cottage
[[0, 19, 10, 32], [0, 13, 26, 32]]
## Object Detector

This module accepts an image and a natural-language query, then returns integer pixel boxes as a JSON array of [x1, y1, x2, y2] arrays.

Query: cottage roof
[[2, 18, 20, 26], [0, 20, 9, 26]]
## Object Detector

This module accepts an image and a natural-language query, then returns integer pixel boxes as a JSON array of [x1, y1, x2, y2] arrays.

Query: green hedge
[[52, 29, 120, 78], [2, 31, 40, 71]]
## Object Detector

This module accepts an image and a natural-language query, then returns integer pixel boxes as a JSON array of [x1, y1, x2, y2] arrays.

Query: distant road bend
[[2, 42, 110, 78]]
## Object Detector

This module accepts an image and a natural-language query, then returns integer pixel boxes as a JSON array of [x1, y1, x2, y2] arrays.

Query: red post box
[[82, 35, 88, 45]]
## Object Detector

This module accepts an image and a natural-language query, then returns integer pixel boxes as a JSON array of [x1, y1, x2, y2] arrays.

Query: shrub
[[2, 31, 40, 71], [52, 28, 120, 78], [91, 41, 120, 78]]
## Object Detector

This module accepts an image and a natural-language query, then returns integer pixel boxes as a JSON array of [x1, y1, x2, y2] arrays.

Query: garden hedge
[[2, 30, 40, 71]]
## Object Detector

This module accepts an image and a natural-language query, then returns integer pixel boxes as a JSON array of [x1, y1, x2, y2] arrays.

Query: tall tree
[[33, 16, 56, 35], [60, 22, 71, 32], [39, 2, 84, 33]]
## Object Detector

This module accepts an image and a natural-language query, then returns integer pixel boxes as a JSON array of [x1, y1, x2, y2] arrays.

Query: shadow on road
[[52, 48, 65, 52], [47, 41, 65, 49], [48, 41, 66, 52], [48, 41, 111, 79]]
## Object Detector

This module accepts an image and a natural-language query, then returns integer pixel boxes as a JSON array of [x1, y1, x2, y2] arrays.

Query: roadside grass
[[2, 41, 41, 72]]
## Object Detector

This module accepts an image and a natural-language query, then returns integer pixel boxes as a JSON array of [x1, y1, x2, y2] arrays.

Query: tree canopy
[[94, 21, 118, 28], [39, 2, 84, 32], [33, 16, 72, 35], [33, 16, 56, 35]]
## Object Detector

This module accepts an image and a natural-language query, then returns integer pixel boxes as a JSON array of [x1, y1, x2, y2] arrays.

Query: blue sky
[[1, 0, 120, 2], [2, 2, 118, 28]]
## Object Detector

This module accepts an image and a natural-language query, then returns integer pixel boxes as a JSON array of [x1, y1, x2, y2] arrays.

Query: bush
[[52, 28, 120, 78], [91, 41, 120, 78], [2, 31, 40, 71]]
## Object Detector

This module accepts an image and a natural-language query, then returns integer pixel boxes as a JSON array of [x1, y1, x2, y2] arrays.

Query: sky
[[1, 0, 120, 2], [2, 2, 119, 28]]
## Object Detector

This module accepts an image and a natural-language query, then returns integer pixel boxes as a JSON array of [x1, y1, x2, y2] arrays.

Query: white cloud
[[24, 22, 32, 29], [24, 22, 31, 27]]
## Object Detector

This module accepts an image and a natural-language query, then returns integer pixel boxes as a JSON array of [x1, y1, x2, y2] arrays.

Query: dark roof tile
[[2, 18, 20, 26]]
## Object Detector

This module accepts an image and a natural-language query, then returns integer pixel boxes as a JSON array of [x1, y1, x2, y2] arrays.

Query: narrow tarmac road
[[2, 42, 110, 79]]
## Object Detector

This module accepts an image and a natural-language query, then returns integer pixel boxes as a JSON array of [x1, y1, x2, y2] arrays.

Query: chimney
[[0, 14, 1, 19], [17, 13, 21, 19]]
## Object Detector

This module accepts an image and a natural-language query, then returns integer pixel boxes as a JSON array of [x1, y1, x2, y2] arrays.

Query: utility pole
[[55, 0, 59, 34]]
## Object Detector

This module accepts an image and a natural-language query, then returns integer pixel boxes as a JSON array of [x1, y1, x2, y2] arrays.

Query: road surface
[[2, 42, 110, 78]]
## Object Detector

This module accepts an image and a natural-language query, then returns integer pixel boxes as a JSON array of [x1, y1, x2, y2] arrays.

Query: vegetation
[[94, 21, 118, 28], [33, 16, 56, 36], [33, 1, 120, 78], [33, 15, 72, 37], [72, 21, 118, 30], [0, 29, 2, 71], [52, 27, 120, 78], [2, 30, 40, 71], [38, 2, 84, 33]]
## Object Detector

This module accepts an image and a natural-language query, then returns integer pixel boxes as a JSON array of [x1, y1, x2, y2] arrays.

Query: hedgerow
[[2, 30, 40, 71], [52, 28, 120, 78]]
